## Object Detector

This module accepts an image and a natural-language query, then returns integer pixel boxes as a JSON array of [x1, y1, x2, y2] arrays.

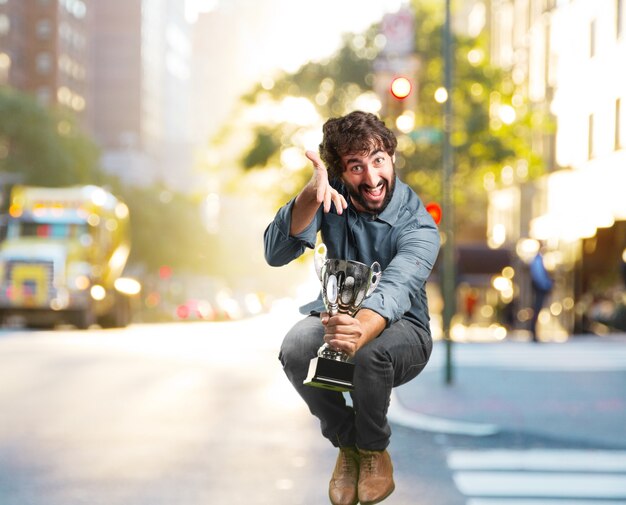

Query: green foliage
[[0, 86, 100, 186], [109, 181, 216, 274], [216, 2, 552, 238], [0, 86, 213, 276], [399, 1, 550, 232], [242, 127, 281, 169]]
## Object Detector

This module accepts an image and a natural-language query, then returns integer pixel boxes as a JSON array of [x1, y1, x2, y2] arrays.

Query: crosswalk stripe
[[448, 449, 626, 502], [448, 449, 626, 472], [453, 472, 626, 499], [466, 500, 622, 505]]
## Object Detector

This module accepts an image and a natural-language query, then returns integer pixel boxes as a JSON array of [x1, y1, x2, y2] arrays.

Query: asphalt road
[[0, 311, 625, 505]]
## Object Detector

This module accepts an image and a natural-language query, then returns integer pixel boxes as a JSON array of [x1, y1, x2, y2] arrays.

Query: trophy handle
[[367, 262, 382, 296], [314, 243, 327, 280]]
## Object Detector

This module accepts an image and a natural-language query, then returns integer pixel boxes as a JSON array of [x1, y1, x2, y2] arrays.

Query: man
[[529, 247, 553, 342], [264, 111, 440, 505]]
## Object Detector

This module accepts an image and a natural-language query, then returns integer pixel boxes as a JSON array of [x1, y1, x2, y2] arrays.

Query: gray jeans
[[279, 315, 432, 451]]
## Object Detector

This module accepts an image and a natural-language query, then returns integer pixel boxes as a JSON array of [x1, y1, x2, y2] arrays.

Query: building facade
[[0, 0, 195, 190], [0, 0, 91, 123], [92, 0, 193, 189], [488, 0, 626, 337]]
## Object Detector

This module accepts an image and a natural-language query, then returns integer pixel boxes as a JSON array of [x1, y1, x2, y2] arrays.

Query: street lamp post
[[442, 0, 456, 385]]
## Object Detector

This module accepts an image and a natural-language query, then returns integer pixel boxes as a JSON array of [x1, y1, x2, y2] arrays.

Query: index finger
[[305, 150, 324, 168]]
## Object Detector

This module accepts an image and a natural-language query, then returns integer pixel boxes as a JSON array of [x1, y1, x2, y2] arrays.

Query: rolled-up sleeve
[[263, 198, 320, 266], [361, 208, 440, 324]]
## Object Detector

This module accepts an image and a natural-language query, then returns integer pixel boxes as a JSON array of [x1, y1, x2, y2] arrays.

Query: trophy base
[[303, 356, 354, 392]]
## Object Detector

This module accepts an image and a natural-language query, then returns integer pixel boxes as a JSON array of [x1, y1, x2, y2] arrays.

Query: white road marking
[[448, 449, 626, 503], [448, 449, 626, 472], [467, 500, 623, 505], [453, 472, 626, 499]]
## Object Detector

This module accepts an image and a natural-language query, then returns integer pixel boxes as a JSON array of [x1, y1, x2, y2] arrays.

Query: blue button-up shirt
[[264, 177, 440, 334]]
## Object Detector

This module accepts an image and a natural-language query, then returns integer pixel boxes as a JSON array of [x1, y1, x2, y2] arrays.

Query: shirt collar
[[374, 176, 404, 225]]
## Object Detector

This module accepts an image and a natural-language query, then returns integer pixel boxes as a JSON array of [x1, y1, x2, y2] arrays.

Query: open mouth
[[361, 182, 386, 204]]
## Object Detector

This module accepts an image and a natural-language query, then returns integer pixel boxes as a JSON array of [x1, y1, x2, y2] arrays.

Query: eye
[[350, 165, 363, 173]]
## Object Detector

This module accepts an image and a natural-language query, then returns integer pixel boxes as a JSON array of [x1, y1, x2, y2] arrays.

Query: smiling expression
[[340, 149, 396, 214]]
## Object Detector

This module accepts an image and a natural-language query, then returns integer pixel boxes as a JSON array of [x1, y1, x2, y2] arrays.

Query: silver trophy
[[303, 243, 382, 392]]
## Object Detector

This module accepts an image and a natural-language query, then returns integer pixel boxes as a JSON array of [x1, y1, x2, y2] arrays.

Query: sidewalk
[[391, 335, 626, 447]]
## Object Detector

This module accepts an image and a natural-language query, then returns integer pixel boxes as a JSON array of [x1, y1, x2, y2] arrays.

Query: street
[[0, 309, 625, 505]]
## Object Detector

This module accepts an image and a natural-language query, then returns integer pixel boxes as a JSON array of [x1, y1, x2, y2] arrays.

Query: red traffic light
[[159, 265, 172, 279], [390, 76, 412, 99], [426, 202, 442, 224]]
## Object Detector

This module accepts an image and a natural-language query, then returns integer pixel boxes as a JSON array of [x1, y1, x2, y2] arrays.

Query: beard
[[345, 172, 396, 214]]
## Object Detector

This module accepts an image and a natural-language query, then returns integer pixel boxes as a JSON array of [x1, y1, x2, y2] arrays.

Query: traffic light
[[373, 70, 417, 130], [159, 265, 172, 280], [390, 76, 412, 100], [426, 202, 442, 225]]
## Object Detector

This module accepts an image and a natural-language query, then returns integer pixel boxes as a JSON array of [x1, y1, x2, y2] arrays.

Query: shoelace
[[359, 451, 378, 475], [338, 449, 358, 476]]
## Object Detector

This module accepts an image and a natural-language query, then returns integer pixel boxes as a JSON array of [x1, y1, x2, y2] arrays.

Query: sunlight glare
[[280, 146, 307, 171], [353, 91, 382, 113], [248, 96, 319, 127]]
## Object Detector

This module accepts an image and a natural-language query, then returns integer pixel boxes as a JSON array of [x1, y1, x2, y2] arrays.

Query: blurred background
[[0, 0, 625, 341], [1, 2, 626, 505]]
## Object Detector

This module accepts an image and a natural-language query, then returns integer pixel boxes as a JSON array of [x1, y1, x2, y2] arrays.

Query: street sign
[[409, 127, 443, 144], [380, 7, 415, 57]]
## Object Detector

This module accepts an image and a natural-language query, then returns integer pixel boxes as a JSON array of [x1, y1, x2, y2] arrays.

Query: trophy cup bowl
[[303, 244, 381, 392]]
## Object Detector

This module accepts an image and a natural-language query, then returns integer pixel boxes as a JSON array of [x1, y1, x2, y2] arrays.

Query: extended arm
[[264, 151, 347, 267]]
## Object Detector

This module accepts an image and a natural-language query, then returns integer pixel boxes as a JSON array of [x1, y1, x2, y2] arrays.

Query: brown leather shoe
[[357, 449, 395, 505], [329, 447, 360, 505]]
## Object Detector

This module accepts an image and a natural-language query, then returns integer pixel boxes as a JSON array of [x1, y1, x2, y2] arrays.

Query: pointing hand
[[305, 151, 347, 214]]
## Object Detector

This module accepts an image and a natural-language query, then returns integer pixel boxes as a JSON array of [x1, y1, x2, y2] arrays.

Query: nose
[[363, 166, 381, 187]]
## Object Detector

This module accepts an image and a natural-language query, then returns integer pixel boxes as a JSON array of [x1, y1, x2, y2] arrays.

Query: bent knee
[[352, 345, 389, 371], [279, 318, 324, 368]]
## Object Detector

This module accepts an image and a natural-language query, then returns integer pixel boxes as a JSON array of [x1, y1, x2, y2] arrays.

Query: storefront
[[488, 163, 626, 339]]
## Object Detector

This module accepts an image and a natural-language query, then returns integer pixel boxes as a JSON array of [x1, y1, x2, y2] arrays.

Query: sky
[[189, 0, 406, 75], [187, 0, 408, 139]]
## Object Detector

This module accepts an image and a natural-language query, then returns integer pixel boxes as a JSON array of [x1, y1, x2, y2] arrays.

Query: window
[[590, 19, 596, 58], [17, 222, 87, 239], [36, 19, 52, 40], [0, 52, 10, 85], [0, 14, 9, 36], [588, 113, 595, 159], [35, 52, 52, 74], [60, 0, 86, 19], [617, 99, 623, 150], [544, 0, 557, 12]]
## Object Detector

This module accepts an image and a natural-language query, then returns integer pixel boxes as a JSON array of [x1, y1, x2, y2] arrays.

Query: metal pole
[[442, 0, 456, 385]]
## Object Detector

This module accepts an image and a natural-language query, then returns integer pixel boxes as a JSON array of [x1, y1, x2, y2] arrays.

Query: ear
[[392, 153, 396, 163]]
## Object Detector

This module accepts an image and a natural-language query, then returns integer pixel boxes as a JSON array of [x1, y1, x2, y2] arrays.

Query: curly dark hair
[[319, 111, 398, 181]]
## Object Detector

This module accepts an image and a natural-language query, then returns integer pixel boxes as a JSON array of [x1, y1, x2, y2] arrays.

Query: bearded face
[[339, 149, 396, 214]]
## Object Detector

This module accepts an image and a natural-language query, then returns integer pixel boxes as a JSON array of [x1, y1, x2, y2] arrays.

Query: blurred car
[[175, 299, 215, 321]]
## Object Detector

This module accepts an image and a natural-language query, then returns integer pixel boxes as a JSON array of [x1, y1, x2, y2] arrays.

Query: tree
[[0, 86, 100, 188], [209, 0, 551, 241], [102, 180, 217, 275]]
